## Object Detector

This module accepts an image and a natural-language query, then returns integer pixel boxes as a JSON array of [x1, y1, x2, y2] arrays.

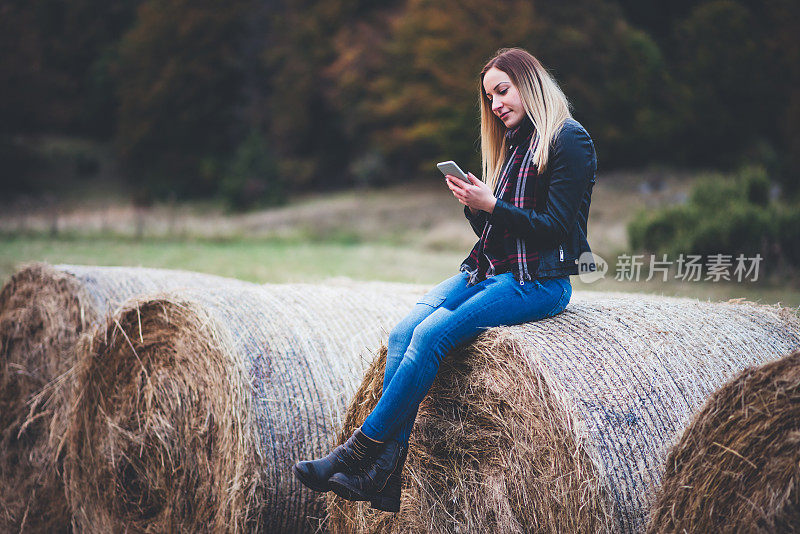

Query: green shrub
[[220, 131, 285, 211], [689, 173, 743, 210], [740, 165, 771, 207], [628, 205, 699, 254], [0, 136, 40, 194], [627, 165, 798, 274], [777, 206, 800, 267], [686, 203, 776, 258]]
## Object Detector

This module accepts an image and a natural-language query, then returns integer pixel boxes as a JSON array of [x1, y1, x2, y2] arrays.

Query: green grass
[[3, 236, 798, 309], [3, 168, 798, 309], [0, 236, 466, 286]]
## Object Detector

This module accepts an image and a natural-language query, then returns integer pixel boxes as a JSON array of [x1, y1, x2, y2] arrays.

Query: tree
[[113, 0, 249, 198], [672, 1, 775, 167], [326, 0, 674, 176], [0, 0, 141, 136], [260, 0, 399, 190]]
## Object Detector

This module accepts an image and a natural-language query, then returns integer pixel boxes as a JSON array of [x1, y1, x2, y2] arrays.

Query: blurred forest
[[1, 0, 798, 207]]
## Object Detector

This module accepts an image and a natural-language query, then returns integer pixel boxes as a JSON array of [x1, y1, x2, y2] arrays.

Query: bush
[[0, 136, 40, 195], [689, 173, 743, 210], [740, 165, 770, 207], [776, 206, 800, 268], [220, 131, 285, 211], [629, 205, 699, 254], [627, 165, 797, 274], [687, 203, 776, 258]]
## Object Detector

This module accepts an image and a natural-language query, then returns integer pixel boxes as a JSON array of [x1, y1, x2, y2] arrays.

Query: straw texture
[[0, 263, 242, 533], [63, 280, 425, 533], [648, 349, 800, 533], [327, 292, 800, 534]]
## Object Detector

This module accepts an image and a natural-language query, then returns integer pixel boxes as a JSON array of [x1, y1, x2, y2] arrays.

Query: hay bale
[[326, 293, 800, 534], [0, 263, 253, 533], [63, 280, 426, 533], [647, 349, 800, 533]]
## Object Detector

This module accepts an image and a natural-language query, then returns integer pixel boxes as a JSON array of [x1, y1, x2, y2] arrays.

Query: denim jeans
[[361, 270, 571, 445]]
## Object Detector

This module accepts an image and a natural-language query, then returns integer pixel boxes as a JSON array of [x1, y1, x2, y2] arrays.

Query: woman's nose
[[492, 99, 503, 113]]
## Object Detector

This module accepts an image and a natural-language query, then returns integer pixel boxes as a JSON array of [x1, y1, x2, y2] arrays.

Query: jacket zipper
[[559, 245, 564, 262]]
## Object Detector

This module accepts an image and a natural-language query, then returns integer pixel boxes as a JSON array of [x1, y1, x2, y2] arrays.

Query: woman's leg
[[382, 271, 471, 394], [361, 274, 571, 444], [293, 272, 481, 495], [391, 276, 569, 445]]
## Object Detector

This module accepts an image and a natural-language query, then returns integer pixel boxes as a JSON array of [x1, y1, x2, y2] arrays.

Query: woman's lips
[[499, 111, 510, 120]]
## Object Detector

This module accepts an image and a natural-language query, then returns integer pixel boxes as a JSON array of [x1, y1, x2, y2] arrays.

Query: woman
[[293, 47, 597, 513]]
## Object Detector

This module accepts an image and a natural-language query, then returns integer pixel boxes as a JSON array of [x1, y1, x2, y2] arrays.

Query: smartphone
[[437, 161, 471, 183]]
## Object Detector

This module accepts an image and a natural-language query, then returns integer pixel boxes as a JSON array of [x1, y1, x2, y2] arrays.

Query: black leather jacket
[[466, 118, 597, 279]]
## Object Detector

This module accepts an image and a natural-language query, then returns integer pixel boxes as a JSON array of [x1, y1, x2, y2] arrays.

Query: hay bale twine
[[0, 263, 244, 533], [63, 280, 426, 533], [326, 292, 800, 534], [647, 349, 800, 533]]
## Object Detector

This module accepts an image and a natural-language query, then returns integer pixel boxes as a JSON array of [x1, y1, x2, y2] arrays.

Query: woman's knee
[[388, 319, 414, 352], [384, 317, 416, 385], [406, 320, 452, 368]]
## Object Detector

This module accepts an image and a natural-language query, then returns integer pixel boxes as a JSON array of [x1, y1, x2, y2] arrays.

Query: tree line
[[1, 0, 798, 207]]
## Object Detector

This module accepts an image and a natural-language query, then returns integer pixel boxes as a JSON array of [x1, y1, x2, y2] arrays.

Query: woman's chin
[[503, 115, 522, 129]]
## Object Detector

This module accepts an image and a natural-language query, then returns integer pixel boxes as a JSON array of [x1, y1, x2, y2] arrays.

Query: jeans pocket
[[545, 280, 571, 318], [417, 294, 446, 308]]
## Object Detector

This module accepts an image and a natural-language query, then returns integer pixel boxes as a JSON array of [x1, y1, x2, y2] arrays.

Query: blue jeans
[[361, 270, 571, 445]]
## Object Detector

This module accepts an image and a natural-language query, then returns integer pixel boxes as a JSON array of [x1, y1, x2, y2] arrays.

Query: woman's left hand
[[445, 173, 497, 213]]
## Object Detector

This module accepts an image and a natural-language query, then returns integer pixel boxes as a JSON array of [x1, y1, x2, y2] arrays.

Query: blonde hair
[[479, 48, 572, 189]]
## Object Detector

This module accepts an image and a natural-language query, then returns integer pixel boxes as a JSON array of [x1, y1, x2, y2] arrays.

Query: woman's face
[[483, 66, 525, 129]]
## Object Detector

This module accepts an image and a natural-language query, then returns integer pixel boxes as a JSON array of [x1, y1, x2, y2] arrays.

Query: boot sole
[[292, 464, 331, 493], [329, 477, 372, 502]]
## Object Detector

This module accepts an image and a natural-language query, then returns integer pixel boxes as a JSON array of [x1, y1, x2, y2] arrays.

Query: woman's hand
[[445, 173, 497, 213]]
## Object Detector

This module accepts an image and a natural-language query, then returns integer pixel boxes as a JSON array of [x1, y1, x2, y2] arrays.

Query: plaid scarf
[[460, 119, 544, 286]]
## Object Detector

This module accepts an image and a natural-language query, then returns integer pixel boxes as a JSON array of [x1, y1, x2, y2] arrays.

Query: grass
[[2, 170, 799, 310], [2, 235, 798, 309], [0, 235, 466, 286]]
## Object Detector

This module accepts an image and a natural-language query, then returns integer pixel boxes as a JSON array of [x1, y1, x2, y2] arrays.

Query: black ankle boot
[[328, 440, 403, 502], [293, 428, 382, 492], [370, 445, 407, 512]]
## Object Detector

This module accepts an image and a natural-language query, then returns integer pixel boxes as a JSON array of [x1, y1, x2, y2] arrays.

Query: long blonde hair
[[480, 48, 572, 189]]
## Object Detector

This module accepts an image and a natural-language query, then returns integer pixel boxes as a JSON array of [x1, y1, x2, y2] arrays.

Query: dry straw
[[0, 263, 242, 533], [648, 349, 800, 533], [327, 292, 800, 534], [63, 280, 425, 533]]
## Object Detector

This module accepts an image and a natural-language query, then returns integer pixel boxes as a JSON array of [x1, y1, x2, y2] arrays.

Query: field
[[2, 171, 798, 307], [3, 170, 799, 534]]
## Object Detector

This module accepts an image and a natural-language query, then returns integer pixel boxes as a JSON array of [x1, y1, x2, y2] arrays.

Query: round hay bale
[[326, 293, 800, 534], [647, 349, 800, 533], [63, 281, 426, 533], [0, 263, 252, 533]]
